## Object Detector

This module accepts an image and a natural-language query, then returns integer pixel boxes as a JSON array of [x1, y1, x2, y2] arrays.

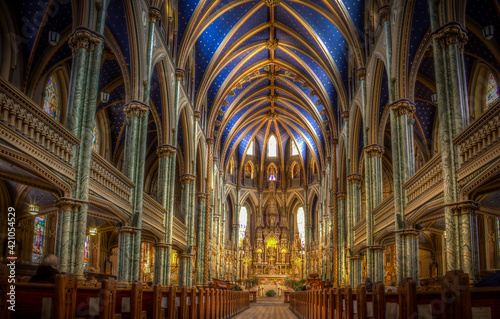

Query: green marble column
[[337, 192, 346, 286], [55, 199, 81, 273], [196, 193, 207, 285], [178, 253, 191, 287], [347, 174, 363, 287], [66, 1, 109, 278], [456, 202, 480, 281], [117, 227, 136, 282], [428, 0, 469, 272], [304, 187, 309, 278], [203, 139, 214, 285], [234, 187, 241, 281], [331, 139, 339, 285], [180, 175, 196, 286], [153, 243, 167, 284], [364, 145, 385, 282]]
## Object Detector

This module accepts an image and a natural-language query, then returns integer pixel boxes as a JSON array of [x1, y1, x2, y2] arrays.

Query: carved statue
[[257, 252, 262, 263]]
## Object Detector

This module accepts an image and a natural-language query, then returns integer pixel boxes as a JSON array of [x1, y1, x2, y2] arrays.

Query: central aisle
[[232, 297, 297, 318]]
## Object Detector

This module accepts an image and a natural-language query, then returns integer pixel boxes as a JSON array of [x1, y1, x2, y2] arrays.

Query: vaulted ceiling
[[177, 0, 366, 171]]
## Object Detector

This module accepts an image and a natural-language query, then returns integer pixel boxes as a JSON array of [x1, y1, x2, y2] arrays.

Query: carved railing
[[90, 151, 134, 202], [403, 154, 443, 214], [0, 77, 79, 163], [373, 194, 394, 233], [454, 100, 500, 164], [143, 193, 167, 227], [354, 217, 367, 246]]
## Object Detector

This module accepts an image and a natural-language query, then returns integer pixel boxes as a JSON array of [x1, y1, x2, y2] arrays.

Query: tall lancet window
[[486, 74, 499, 108], [247, 140, 254, 156], [297, 207, 305, 247], [268, 135, 277, 157], [292, 141, 299, 156], [42, 76, 60, 120], [239, 206, 248, 246], [92, 125, 99, 152]]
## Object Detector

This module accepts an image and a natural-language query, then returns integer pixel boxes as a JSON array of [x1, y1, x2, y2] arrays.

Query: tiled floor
[[232, 297, 297, 318]]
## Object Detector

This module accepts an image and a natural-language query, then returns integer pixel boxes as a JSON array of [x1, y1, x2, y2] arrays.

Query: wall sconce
[[101, 91, 110, 103], [48, 31, 60, 46], [89, 228, 98, 236], [482, 25, 495, 41], [431, 93, 438, 104]]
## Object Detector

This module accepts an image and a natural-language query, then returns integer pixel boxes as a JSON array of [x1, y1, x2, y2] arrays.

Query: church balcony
[[454, 100, 500, 182], [0, 77, 79, 165], [354, 217, 366, 247], [373, 194, 395, 234], [403, 153, 443, 214], [90, 151, 135, 204]]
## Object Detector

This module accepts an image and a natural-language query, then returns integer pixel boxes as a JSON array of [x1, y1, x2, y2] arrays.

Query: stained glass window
[[92, 126, 99, 152], [247, 141, 254, 156], [292, 142, 299, 156], [268, 166, 277, 181], [239, 206, 248, 246], [268, 135, 277, 157], [297, 207, 305, 247], [83, 235, 89, 269], [486, 74, 499, 108], [32, 216, 46, 264], [42, 76, 59, 119]]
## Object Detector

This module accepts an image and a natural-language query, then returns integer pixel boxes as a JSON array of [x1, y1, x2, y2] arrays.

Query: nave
[[232, 298, 295, 319]]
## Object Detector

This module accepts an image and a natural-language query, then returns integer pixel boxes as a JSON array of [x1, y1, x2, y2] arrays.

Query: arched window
[[292, 141, 299, 156], [32, 216, 46, 264], [92, 125, 99, 152], [297, 207, 305, 247], [239, 206, 248, 246], [83, 235, 89, 269], [229, 157, 234, 175], [247, 140, 254, 156], [42, 76, 60, 119], [268, 135, 277, 157], [245, 162, 254, 179], [486, 74, 499, 108]]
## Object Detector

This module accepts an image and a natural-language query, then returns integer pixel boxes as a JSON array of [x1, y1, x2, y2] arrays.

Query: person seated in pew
[[385, 281, 397, 293], [363, 277, 373, 292], [475, 272, 500, 287], [29, 254, 60, 284]]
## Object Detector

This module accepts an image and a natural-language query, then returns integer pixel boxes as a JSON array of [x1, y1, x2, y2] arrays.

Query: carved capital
[[206, 138, 214, 145], [356, 68, 366, 81], [124, 101, 149, 119], [396, 228, 420, 239], [154, 243, 170, 250], [341, 111, 349, 120], [180, 174, 196, 185], [157, 145, 176, 158], [337, 192, 347, 200], [265, 39, 279, 50], [347, 174, 363, 185], [175, 69, 185, 81], [378, 6, 391, 22], [56, 198, 82, 211], [433, 23, 468, 51], [149, 7, 162, 23], [118, 226, 139, 236], [364, 144, 384, 158], [68, 27, 103, 54], [197, 193, 208, 200], [389, 99, 415, 118]]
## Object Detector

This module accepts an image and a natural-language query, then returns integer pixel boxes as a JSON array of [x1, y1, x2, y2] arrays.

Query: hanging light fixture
[[48, 31, 60, 46], [89, 228, 98, 236], [482, 25, 495, 40], [28, 204, 40, 215], [431, 93, 438, 104], [101, 91, 110, 103]]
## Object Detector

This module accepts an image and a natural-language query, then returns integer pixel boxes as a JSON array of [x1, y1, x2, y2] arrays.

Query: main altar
[[238, 179, 304, 281]]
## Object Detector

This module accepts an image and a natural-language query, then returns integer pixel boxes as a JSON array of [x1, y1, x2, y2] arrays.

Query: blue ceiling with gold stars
[[178, 0, 365, 172]]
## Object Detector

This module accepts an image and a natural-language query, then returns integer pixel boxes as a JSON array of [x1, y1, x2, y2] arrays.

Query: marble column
[[428, 0, 469, 272], [331, 139, 339, 285], [455, 202, 480, 281], [398, 229, 420, 281], [304, 186, 310, 278], [196, 193, 207, 285], [347, 174, 363, 287], [180, 174, 196, 286], [55, 199, 81, 273], [337, 192, 346, 286], [364, 145, 385, 282], [178, 253, 191, 287], [203, 139, 214, 285], [116, 227, 137, 283], [153, 243, 168, 284]]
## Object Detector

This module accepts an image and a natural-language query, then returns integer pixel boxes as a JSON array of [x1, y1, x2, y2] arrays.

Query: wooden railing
[[403, 154, 443, 213], [373, 195, 394, 233], [0, 77, 79, 164], [454, 100, 500, 164], [4, 274, 250, 319], [289, 271, 500, 319], [90, 151, 135, 202]]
